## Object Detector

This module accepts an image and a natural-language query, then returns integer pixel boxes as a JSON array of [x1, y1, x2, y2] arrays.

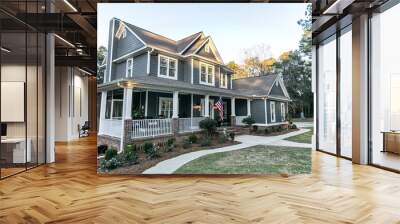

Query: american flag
[[215, 97, 224, 121]]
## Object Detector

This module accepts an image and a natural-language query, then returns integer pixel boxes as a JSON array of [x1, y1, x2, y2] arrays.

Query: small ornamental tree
[[199, 118, 217, 136]]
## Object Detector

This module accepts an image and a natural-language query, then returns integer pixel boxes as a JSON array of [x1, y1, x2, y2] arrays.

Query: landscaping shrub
[[200, 138, 211, 147], [229, 132, 235, 141], [199, 118, 217, 136], [188, 134, 198, 144], [123, 149, 138, 165], [166, 138, 176, 152], [105, 157, 121, 170], [104, 148, 118, 160], [242, 116, 256, 127], [264, 128, 270, 134], [290, 124, 297, 129], [125, 144, 136, 153], [143, 142, 154, 154], [143, 143, 160, 159], [98, 145, 108, 155]]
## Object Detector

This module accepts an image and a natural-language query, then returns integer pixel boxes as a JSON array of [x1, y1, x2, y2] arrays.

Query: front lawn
[[284, 128, 313, 144], [174, 145, 311, 175]]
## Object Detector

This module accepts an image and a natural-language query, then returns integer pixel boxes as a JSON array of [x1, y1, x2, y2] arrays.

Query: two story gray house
[[98, 18, 291, 150]]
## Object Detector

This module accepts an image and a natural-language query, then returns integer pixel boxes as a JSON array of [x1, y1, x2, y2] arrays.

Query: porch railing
[[131, 118, 172, 139], [178, 117, 205, 133], [235, 116, 248, 126]]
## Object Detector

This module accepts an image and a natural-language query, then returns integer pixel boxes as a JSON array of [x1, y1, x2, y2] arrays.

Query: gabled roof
[[232, 74, 290, 100], [177, 32, 203, 53], [119, 19, 224, 64]]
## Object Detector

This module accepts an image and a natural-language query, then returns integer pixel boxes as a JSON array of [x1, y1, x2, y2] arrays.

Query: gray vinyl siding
[[227, 74, 232, 89], [150, 54, 158, 76], [192, 59, 200, 84], [251, 99, 266, 124], [132, 53, 147, 76], [105, 19, 115, 83], [235, 99, 247, 116], [112, 20, 145, 59], [112, 61, 126, 80], [269, 82, 286, 97]]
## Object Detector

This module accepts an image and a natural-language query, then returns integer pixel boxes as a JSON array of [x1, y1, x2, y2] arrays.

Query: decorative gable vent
[[205, 44, 210, 53], [115, 23, 127, 39]]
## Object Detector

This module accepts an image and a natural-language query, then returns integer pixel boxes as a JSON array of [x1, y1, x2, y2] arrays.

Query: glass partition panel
[[340, 28, 352, 158], [371, 4, 400, 171], [1, 31, 27, 178], [317, 36, 337, 154]]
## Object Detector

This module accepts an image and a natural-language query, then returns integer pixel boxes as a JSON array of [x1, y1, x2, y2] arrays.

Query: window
[[281, 103, 286, 121], [220, 73, 227, 88], [205, 44, 210, 53], [126, 58, 133, 77], [199, 62, 215, 85], [270, 101, 276, 122], [105, 89, 124, 120], [158, 55, 177, 80], [159, 97, 173, 118]]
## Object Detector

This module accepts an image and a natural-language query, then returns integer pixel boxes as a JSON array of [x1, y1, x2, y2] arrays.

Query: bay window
[[158, 55, 177, 80], [200, 62, 215, 85]]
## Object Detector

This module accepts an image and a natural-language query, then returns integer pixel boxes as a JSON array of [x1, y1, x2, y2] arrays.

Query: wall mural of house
[[97, 18, 291, 150]]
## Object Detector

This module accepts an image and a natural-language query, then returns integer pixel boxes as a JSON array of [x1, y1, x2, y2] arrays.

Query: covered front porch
[[98, 83, 251, 150]]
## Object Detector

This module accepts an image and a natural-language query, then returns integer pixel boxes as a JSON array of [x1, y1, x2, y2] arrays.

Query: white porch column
[[99, 91, 107, 134], [231, 97, 236, 116], [146, 51, 151, 74], [264, 98, 268, 124], [205, 94, 210, 117], [172, 91, 179, 118], [247, 99, 251, 116], [144, 90, 148, 117], [124, 88, 133, 119]]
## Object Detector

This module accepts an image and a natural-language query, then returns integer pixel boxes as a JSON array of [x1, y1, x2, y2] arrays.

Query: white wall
[[54, 66, 89, 141]]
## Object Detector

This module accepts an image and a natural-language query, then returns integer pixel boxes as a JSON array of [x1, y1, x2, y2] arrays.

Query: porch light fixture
[[117, 80, 138, 89], [1, 47, 11, 53], [63, 0, 78, 12], [54, 34, 75, 48]]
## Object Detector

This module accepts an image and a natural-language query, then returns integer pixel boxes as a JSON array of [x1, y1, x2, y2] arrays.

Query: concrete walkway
[[143, 129, 312, 174]]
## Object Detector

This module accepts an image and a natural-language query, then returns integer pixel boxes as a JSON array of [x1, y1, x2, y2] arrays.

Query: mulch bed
[[240, 128, 300, 137], [101, 138, 240, 174]]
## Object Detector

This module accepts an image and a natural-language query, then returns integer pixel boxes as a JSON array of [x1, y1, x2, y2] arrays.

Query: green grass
[[174, 145, 311, 175], [284, 128, 313, 144]]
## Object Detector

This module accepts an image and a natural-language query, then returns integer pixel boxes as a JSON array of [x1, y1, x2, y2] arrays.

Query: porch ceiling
[[98, 76, 254, 98]]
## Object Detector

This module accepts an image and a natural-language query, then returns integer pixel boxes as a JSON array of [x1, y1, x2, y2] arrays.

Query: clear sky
[[98, 3, 308, 63]]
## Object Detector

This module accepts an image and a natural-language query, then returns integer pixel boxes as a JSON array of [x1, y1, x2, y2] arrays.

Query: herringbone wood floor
[[1, 135, 400, 224]]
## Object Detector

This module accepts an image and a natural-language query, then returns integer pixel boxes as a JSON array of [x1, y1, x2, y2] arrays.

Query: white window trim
[[106, 99, 123, 120], [281, 103, 285, 121], [126, 58, 133, 77], [220, 73, 227, 89], [199, 62, 215, 86], [158, 97, 173, 118], [270, 101, 276, 122], [158, 54, 178, 80]]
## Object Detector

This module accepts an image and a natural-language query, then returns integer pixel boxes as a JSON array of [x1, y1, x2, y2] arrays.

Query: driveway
[[143, 129, 312, 174]]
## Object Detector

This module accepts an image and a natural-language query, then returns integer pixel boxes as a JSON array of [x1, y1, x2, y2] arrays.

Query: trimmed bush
[[200, 138, 211, 147], [199, 118, 217, 136], [242, 116, 256, 127], [167, 138, 175, 147], [105, 157, 121, 170], [264, 128, 270, 134], [104, 148, 118, 161], [290, 124, 297, 129], [188, 134, 198, 144], [182, 140, 192, 149], [229, 132, 235, 141], [252, 125, 258, 132], [143, 142, 153, 154], [98, 145, 108, 155], [123, 150, 138, 165], [125, 144, 136, 153]]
